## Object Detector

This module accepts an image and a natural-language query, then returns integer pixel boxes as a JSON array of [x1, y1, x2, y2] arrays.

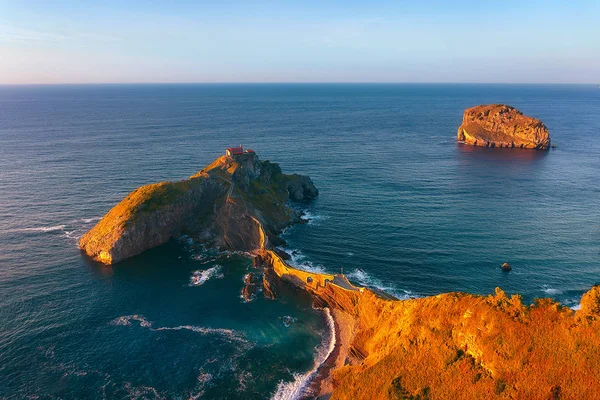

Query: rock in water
[[78, 150, 318, 264], [501, 262, 512, 272], [457, 104, 550, 150]]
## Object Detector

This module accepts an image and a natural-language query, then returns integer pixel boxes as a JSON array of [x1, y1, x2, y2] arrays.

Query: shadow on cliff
[[83, 240, 189, 280]]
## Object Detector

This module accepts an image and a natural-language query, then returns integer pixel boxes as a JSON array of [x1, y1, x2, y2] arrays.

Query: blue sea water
[[0, 83, 599, 398]]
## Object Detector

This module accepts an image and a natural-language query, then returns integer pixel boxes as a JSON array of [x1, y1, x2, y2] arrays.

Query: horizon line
[[0, 81, 598, 86]]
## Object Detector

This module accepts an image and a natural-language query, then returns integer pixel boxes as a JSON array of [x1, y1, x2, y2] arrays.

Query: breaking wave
[[80, 217, 101, 224], [541, 285, 563, 295], [6, 216, 101, 240], [346, 268, 419, 300], [109, 315, 247, 344], [15, 225, 66, 233], [189, 265, 224, 286], [272, 308, 336, 400], [278, 247, 327, 274], [300, 211, 329, 225]]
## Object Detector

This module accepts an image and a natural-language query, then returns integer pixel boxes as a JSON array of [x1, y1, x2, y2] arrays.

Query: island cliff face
[[78, 151, 317, 264], [259, 250, 600, 399], [457, 104, 551, 150]]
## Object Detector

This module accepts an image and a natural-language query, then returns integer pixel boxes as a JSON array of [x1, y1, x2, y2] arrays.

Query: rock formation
[[80, 150, 600, 399], [457, 104, 551, 150], [258, 249, 600, 399], [78, 151, 317, 264]]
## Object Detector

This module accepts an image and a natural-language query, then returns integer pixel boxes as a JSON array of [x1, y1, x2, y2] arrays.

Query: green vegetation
[[138, 180, 195, 212], [389, 377, 430, 400]]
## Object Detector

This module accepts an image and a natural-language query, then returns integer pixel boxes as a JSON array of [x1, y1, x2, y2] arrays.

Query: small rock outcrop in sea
[[78, 148, 318, 264], [501, 262, 512, 272], [457, 104, 551, 150]]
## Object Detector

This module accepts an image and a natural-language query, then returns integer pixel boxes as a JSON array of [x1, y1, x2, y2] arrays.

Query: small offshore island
[[79, 146, 318, 264], [80, 149, 600, 399], [458, 104, 551, 150]]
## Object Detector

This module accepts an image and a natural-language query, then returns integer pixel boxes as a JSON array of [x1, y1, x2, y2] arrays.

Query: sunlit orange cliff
[[259, 247, 600, 399], [78, 147, 317, 264], [458, 104, 551, 150], [80, 150, 600, 399]]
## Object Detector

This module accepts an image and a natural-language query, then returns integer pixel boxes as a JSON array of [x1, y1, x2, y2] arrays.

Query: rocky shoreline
[[78, 150, 317, 264], [258, 246, 600, 399], [79, 150, 600, 399]]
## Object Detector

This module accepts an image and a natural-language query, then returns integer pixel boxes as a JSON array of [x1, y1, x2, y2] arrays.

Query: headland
[[79, 149, 600, 399]]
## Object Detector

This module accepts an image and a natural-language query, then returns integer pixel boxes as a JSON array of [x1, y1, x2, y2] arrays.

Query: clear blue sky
[[1, 0, 598, 84]]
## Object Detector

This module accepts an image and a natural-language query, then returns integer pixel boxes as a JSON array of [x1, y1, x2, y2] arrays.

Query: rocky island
[[79, 146, 317, 264], [457, 104, 551, 150], [80, 149, 600, 399]]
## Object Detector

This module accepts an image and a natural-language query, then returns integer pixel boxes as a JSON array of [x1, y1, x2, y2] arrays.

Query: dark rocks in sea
[[501, 262, 512, 272]]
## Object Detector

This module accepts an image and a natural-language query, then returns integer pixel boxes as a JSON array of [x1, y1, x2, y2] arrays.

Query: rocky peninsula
[[80, 149, 600, 399], [79, 148, 317, 264], [457, 104, 551, 150], [259, 248, 600, 399]]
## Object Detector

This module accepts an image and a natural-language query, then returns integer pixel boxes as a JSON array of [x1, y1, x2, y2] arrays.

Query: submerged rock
[[78, 150, 318, 264], [457, 104, 551, 150]]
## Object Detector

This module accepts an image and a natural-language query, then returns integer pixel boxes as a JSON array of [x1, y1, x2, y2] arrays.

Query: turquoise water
[[1, 84, 599, 398]]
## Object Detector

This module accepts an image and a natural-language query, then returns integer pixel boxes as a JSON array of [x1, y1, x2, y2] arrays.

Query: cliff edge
[[457, 104, 551, 150], [258, 250, 600, 399], [78, 150, 317, 264]]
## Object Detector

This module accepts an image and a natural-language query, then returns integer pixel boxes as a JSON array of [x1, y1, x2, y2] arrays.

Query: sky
[[0, 0, 599, 84]]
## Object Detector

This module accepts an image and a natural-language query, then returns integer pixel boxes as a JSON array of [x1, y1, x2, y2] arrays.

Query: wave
[[272, 308, 336, 400], [541, 285, 563, 295], [110, 314, 152, 327], [189, 370, 214, 399], [7, 216, 101, 239], [277, 247, 327, 274], [189, 265, 224, 286], [15, 224, 66, 233], [79, 217, 101, 224], [109, 314, 247, 344], [300, 211, 330, 225], [345, 268, 418, 300]]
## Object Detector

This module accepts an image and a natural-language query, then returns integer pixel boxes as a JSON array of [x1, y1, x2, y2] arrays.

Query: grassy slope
[[329, 287, 600, 399]]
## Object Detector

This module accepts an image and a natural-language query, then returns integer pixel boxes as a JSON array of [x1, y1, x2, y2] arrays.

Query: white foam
[[110, 314, 152, 328], [345, 268, 418, 300], [542, 285, 563, 295], [272, 308, 336, 400], [278, 247, 327, 274], [123, 382, 161, 399], [281, 316, 298, 327], [63, 230, 81, 239], [571, 303, 582, 311], [16, 224, 66, 233], [189, 369, 214, 398], [110, 314, 247, 343], [189, 265, 224, 286], [154, 325, 246, 343], [80, 217, 101, 224], [300, 211, 329, 225]]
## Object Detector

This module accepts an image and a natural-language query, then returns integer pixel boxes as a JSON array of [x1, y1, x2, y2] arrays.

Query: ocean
[[0, 83, 598, 398]]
